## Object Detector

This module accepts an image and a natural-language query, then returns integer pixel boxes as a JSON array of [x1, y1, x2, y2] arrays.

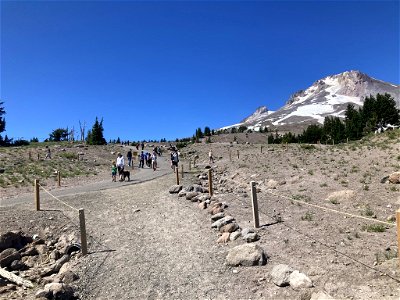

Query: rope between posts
[[38, 183, 79, 212], [265, 189, 395, 227], [255, 205, 400, 284]]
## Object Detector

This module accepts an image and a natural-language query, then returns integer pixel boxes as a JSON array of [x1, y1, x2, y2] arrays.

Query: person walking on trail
[[139, 151, 145, 168], [111, 161, 117, 182], [171, 150, 179, 172], [151, 151, 157, 171], [45, 146, 51, 159], [127, 149, 133, 167], [209, 150, 214, 164], [116, 152, 125, 181]]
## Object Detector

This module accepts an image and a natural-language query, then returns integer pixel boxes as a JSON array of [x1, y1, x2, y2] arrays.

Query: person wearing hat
[[116, 152, 125, 181]]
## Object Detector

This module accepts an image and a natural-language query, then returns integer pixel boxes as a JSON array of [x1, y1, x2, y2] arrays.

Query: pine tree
[[0, 102, 5, 134], [87, 117, 106, 145]]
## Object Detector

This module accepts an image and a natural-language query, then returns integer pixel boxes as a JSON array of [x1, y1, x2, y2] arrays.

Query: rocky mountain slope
[[225, 70, 399, 132]]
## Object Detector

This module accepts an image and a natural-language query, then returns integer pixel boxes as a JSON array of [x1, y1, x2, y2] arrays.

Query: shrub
[[362, 224, 386, 232]]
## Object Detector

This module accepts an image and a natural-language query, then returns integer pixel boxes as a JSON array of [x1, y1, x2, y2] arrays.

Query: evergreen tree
[[87, 117, 106, 145], [0, 101, 5, 134], [323, 116, 345, 144], [49, 128, 69, 141], [204, 126, 211, 136], [375, 93, 400, 125], [299, 124, 323, 143], [344, 104, 363, 140]]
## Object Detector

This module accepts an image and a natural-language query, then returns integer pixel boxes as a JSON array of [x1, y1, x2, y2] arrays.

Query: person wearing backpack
[[171, 150, 179, 172]]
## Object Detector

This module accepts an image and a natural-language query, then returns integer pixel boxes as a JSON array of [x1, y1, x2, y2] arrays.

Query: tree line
[[1, 93, 398, 147], [189, 93, 399, 145]]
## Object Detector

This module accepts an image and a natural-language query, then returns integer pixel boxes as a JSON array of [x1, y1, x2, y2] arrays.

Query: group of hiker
[[111, 145, 174, 181], [111, 145, 215, 181]]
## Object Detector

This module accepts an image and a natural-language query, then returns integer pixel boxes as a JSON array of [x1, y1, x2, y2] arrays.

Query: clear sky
[[1, 0, 399, 142]]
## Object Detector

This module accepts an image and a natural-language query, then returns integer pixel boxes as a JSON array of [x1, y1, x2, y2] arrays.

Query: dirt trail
[[73, 173, 260, 299]]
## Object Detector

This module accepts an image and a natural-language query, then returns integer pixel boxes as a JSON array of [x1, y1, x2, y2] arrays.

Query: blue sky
[[1, 0, 399, 142]]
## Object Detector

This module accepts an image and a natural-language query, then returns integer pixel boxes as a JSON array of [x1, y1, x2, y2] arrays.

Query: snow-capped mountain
[[223, 70, 399, 131]]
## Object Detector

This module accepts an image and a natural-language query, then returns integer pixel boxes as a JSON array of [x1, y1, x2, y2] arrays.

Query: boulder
[[178, 190, 187, 197], [270, 264, 293, 287], [186, 192, 199, 201], [326, 190, 355, 203], [210, 212, 225, 222], [59, 270, 79, 284], [10, 259, 27, 271], [0, 248, 21, 268], [209, 206, 224, 215], [211, 216, 235, 230], [217, 233, 230, 244], [0, 231, 32, 252], [220, 223, 239, 233], [40, 282, 75, 299], [230, 231, 241, 241], [169, 185, 183, 194], [226, 243, 267, 266], [389, 172, 400, 184], [198, 202, 207, 209], [289, 270, 313, 290], [243, 232, 260, 243], [241, 228, 255, 236]]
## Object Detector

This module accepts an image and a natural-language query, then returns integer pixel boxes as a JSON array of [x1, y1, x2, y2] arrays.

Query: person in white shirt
[[116, 152, 125, 181]]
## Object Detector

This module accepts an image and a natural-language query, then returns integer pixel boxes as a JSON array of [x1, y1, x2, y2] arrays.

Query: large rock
[[243, 232, 260, 243], [186, 192, 199, 201], [36, 282, 75, 299], [0, 231, 32, 252], [211, 216, 235, 230], [217, 233, 230, 244], [226, 243, 267, 266], [220, 223, 239, 233], [0, 248, 21, 267], [389, 172, 400, 184], [210, 212, 225, 222], [289, 270, 313, 290], [169, 185, 183, 194], [326, 190, 355, 203], [271, 264, 293, 287]]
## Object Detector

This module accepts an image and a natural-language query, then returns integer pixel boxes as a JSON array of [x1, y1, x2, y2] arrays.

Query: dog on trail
[[119, 170, 130, 181]]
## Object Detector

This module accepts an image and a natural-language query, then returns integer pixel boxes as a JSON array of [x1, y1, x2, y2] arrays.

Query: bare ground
[[1, 133, 400, 299]]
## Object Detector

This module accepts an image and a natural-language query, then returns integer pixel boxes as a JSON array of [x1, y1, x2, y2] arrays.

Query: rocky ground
[[1, 131, 400, 299]]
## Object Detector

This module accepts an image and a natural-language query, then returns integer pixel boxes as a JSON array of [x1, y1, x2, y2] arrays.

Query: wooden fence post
[[79, 209, 88, 256], [251, 181, 260, 228], [397, 209, 400, 268], [57, 171, 61, 187], [261, 146, 263, 153], [176, 166, 180, 185], [237, 150, 239, 159], [208, 169, 213, 196], [37, 153, 40, 160], [34, 179, 40, 211]]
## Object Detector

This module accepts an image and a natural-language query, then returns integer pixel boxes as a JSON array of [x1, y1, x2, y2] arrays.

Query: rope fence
[[238, 180, 400, 282], [34, 179, 88, 255]]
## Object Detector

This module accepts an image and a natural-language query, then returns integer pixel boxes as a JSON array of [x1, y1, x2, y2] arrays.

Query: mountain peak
[[240, 106, 269, 123], [221, 71, 399, 132]]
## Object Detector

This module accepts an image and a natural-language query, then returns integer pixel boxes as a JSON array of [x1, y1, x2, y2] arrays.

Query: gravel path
[[1, 155, 264, 299], [63, 164, 261, 299]]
